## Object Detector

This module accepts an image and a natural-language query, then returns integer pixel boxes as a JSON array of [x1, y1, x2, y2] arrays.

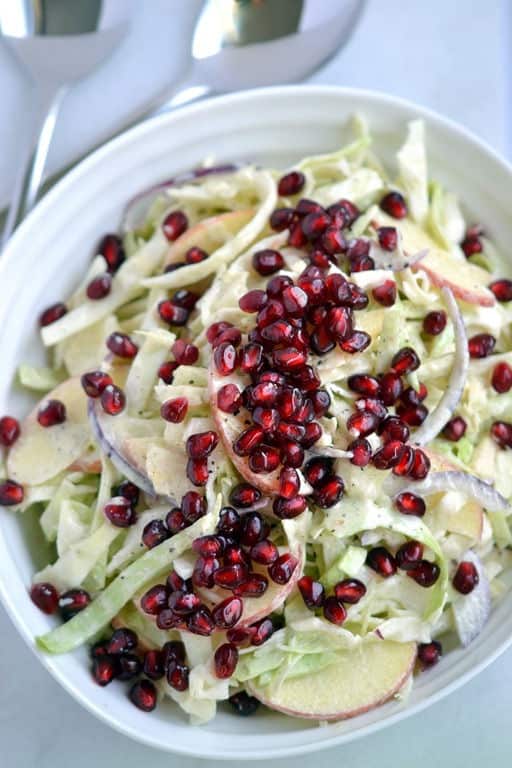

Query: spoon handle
[[1, 82, 67, 249]]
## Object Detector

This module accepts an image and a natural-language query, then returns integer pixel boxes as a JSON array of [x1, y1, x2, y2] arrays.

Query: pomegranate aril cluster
[[142, 490, 207, 548], [367, 540, 439, 587], [297, 573, 367, 626]]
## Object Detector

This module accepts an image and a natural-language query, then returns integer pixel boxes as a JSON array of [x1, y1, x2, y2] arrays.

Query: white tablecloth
[[1, 1, 511, 765]]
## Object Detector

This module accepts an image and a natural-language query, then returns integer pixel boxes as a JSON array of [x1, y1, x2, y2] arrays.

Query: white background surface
[[1, 1, 511, 765]]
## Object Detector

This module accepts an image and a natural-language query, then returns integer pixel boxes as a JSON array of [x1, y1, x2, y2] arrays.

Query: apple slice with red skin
[[7, 377, 93, 485], [424, 449, 483, 542], [164, 208, 254, 268], [248, 639, 416, 720]]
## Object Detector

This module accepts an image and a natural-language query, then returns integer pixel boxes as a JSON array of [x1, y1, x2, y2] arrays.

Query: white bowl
[[1, 86, 511, 760]]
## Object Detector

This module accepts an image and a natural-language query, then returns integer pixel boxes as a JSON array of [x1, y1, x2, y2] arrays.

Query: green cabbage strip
[[37, 508, 217, 653]]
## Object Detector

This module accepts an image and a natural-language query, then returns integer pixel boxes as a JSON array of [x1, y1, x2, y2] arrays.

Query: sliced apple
[[164, 208, 254, 268], [68, 449, 102, 474], [248, 640, 416, 720], [7, 377, 92, 485], [412, 249, 494, 307]]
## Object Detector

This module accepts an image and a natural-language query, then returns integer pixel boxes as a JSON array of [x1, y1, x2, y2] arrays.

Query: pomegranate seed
[[310, 325, 335, 355], [269, 553, 298, 584], [30, 582, 59, 614], [418, 641, 442, 669], [161, 397, 188, 423], [217, 384, 242, 414], [98, 233, 125, 273], [377, 226, 398, 251], [443, 416, 467, 441], [278, 467, 300, 499], [249, 445, 281, 473], [453, 561, 479, 594], [162, 210, 188, 241], [261, 319, 295, 344], [372, 280, 397, 307], [162, 640, 186, 667], [252, 249, 284, 276], [172, 339, 199, 365], [213, 642, 239, 679], [192, 556, 220, 588], [251, 617, 274, 646], [252, 407, 279, 433], [166, 570, 186, 593], [158, 360, 179, 384], [289, 220, 308, 247], [129, 679, 157, 710], [298, 575, 325, 608], [301, 211, 331, 241], [323, 596, 347, 625], [423, 310, 447, 335], [224, 544, 250, 568], [334, 578, 366, 604], [396, 540, 424, 570], [407, 560, 440, 587], [140, 584, 168, 615], [187, 457, 208, 486], [303, 457, 333, 487], [325, 273, 349, 303], [235, 573, 269, 597], [168, 590, 201, 616], [301, 421, 322, 448], [348, 374, 381, 398], [347, 410, 380, 438], [401, 384, 427, 406], [492, 362, 512, 393], [295, 198, 324, 216], [100, 384, 125, 415], [461, 234, 482, 258], [239, 289, 267, 313], [167, 659, 190, 690], [281, 286, 308, 317], [273, 347, 307, 371], [181, 491, 207, 522], [322, 308, 350, 344], [321, 226, 347, 255], [86, 273, 111, 300], [233, 426, 264, 457], [217, 506, 241, 537], [214, 342, 238, 376], [273, 495, 307, 518], [372, 440, 406, 470], [229, 691, 260, 716], [270, 207, 296, 231], [227, 626, 255, 645], [213, 564, 249, 590], [409, 448, 431, 479], [80, 370, 112, 398], [489, 278, 512, 302], [340, 331, 371, 354], [265, 277, 292, 300], [292, 365, 321, 392], [188, 605, 216, 636], [278, 171, 305, 196], [313, 476, 344, 508], [107, 334, 138, 363], [212, 596, 243, 629], [276, 421, 305, 442], [391, 347, 420, 374], [393, 445, 415, 476], [92, 655, 118, 686], [380, 191, 408, 218], [251, 381, 281, 407], [104, 496, 136, 527], [328, 199, 360, 227], [490, 420, 512, 448], [157, 609, 182, 630], [379, 415, 410, 443], [250, 539, 279, 565], [395, 492, 426, 517], [158, 300, 189, 326], [39, 302, 67, 327], [186, 431, 218, 459], [230, 483, 261, 508], [348, 437, 372, 467], [0, 416, 20, 447], [240, 512, 266, 546], [366, 547, 397, 577], [59, 588, 91, 620], [280, 440, 305, 467], [172, 289, 199, 310], [310, 389, 330, 417], [349, 253, 374, 273], [397, 404, 428, 427], [107, 627, 137, 655], [192, 535, 224, 558], [185, 246, 208, 264], [297, 276, 327, 306], [277, 387, 302, 420], [468, 333, 496, 359], [142, 519, 169, 548], [143, 650, 164, 680], [207, 321, 233, 344], [0, 479, 24, 505], [37, 399, 66, 427], [113, 484, 138, 507], [346, 284, 369, 310], [90, 641, 108, 659]]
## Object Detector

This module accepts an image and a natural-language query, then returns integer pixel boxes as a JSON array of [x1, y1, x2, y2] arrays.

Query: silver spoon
[[0, 0, 128, 247]]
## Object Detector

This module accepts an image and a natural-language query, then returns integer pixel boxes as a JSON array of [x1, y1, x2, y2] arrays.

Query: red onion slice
[[413, 287, 469, 445]]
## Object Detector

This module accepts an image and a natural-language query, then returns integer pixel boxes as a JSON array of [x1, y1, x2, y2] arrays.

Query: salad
[[1, 117, 512, 723]]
